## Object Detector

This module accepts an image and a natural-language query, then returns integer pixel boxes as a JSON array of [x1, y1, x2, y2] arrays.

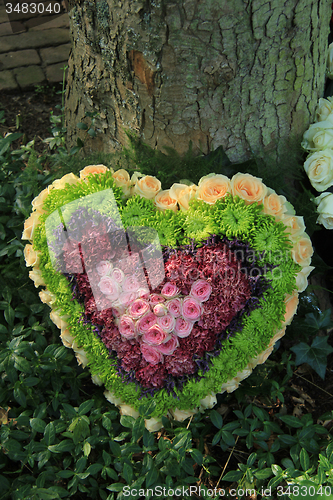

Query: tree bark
[[65, 0, 331, 163]]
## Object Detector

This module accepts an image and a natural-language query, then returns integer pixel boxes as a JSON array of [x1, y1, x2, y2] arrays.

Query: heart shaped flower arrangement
[[23, 165, 314, 430]]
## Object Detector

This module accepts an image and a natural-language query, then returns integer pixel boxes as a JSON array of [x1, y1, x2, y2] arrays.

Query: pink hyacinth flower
[[190, 279, 212, 302], [174, 317, 194, 338], [140, 343, 164, 365]]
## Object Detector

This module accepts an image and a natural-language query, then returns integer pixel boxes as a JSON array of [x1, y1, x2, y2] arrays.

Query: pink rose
[[155, 334, 179, 355], [137, 288, 150, 299], [119, 315, 136, 339], [96, 260, 113, 276], [143, 324, 170, 345], [174, 317, 194, 338], [118, 291, 137, 307], [161, 282, 179, 298], [128, 299, 150, 319], [122, 275, 141, 292], [166, 298, 182, 317], [140, 344, 164, 365], [157, 314, 176, 333], [150, 293, 166, 305], [98, 276, 120, 301], [182, 297, 202, 321], [111, 268, 124, 283], [136, 312, 156, 334], [190, 279, 212, 302], [153, 303, 168, 317]]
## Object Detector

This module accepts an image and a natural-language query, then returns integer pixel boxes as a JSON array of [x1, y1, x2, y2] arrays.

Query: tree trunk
[[65, 0, 331, 164]]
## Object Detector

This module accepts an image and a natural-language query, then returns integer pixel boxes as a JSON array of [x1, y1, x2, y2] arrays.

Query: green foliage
[[291, 335, 333, 379]]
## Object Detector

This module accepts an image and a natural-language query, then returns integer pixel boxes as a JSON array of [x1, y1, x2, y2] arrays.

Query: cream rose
[[24, 244, 40, 267], [291, 234, 313, 267], [91, 374, 103, 386], [104, 390, 124, 407], [29, 269, 45, 288], [281, 214, 306, 240], [154, 189, 178, 212], [112, 169, 131, 197], [22, 211, 41, 241], [119, 404, 140, 418], [220, 379, 240, 393], [269, 327, 286, 347], [199, 393, 217, 411], [74, 348, 89, 368], [52, 173, 79, 190], [327, 42, 333, 79], [296, 265, 315, 293], [31, 187, 50, 213], [304, 150, 333, 192], [234, 368, 253, 383], [39, 290, 57, 307], [60, 328, 75, 348], [50, 310, 69, 331], [230, 173, 267, 204], [169, 183, 198, 211], [80, 164, 109, 180], [283, 292, 299, 326], [302, 120, 333, 151], [316, 97, 333, 123], [132, 175, 161, 199], [256, 345, 274, 364], [171, 408, 197, 421], [145, 417, 163, 432], [263, 190, 288, 218], [196, 173, 231, 204], [315, 192, 333, 229]]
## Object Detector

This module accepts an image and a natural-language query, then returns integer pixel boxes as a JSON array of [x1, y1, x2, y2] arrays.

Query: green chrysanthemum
[[143, 210, 182, 247], [214, 196, 262, 239], [121, 195, 156, 228]]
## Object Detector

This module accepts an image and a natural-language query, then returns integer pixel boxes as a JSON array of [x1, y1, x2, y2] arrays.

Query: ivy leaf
[[290, 336, 333, 379]]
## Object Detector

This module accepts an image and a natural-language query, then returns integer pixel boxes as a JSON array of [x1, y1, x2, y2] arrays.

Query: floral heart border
[[22, 165, 314, 431]]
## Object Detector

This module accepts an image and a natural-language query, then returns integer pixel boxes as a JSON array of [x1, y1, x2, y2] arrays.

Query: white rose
[[104, 390, 124, 406], [145, 417, 163, 432], [315, 192, 333, 229], [29, 269, 45, 288], [119, 404, 140, 418], [171, 408, 197, 421], [302, 120, 333, 151], [234, 368, 252, 383], [199, 393, 217, 411], [327, 42, 333, 79], [60, 328, 75, 348], [91, 374, 103, 386], [304, 150, 333, 192], [220, 379, 239, 394], [296, 266, 315, 293], [316, 97, 333, 123], [73, 347, 89, 367]]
